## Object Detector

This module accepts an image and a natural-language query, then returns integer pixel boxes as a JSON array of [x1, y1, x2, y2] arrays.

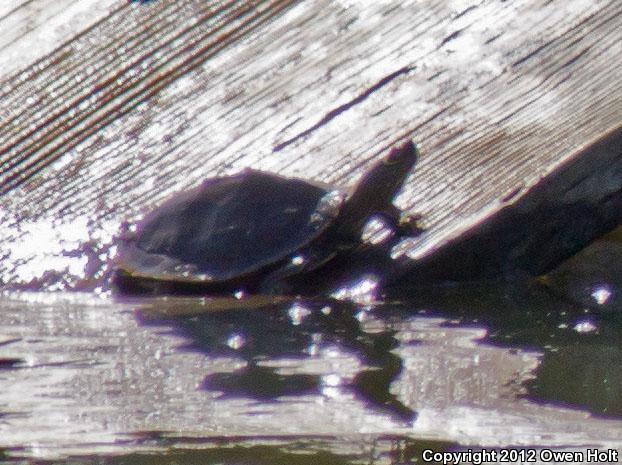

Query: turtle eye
[[383, 148, 402, 165]]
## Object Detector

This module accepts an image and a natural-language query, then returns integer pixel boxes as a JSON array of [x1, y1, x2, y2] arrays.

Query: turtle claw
[[397, 213, 425, 236]]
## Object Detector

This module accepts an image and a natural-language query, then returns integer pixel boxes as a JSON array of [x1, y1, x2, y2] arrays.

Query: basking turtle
[[113, 140, 421, 294]]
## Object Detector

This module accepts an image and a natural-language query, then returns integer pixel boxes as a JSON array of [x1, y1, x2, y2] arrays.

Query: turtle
[[113, 140, 421, 295]]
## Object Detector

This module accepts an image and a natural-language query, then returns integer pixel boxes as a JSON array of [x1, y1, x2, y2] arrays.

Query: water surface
[[0, 280, 619, 463]]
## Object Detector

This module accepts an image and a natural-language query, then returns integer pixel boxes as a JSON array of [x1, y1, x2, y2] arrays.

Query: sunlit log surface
[[0, 0, 620, 290]]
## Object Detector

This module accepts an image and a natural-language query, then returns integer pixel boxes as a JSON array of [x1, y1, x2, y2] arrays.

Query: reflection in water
[[331, 274, 381, 303], [202, 363, 319, 400], [139, 297, 415, 422], [0, 287, 620, 462], [386, 278, 622, 418], [542, 235, 622, 316]]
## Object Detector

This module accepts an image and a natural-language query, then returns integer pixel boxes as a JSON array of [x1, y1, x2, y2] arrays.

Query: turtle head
[[337, 140, 418, 237], [383, 139, 418, 168], [350, 139, 418, 206], [379, 139, 418, 187]]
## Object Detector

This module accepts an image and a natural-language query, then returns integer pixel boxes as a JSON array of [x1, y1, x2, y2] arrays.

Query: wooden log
[[390, 126, 622, 285], [0, 0, 620, 290]]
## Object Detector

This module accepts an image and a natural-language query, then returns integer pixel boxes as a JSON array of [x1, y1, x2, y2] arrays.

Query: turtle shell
[[116, 169, 344, 285]]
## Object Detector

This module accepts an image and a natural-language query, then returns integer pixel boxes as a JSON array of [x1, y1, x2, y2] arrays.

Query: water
[[0, 277, 619, 464]]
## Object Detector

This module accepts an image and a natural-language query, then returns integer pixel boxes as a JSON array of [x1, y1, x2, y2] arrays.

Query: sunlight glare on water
[[331, 274, 379, 303], [590, 284, 613, 305], [288, 302, 313, 326], [321, 373, 344, 399], [227, 333, 247, 350], [573, 320, 598, 334]]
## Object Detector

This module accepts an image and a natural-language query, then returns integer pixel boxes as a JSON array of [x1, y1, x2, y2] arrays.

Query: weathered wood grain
[[0, 0, 120, 79], [391, 126, 622, 285], [0, 0, 620, 290]]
